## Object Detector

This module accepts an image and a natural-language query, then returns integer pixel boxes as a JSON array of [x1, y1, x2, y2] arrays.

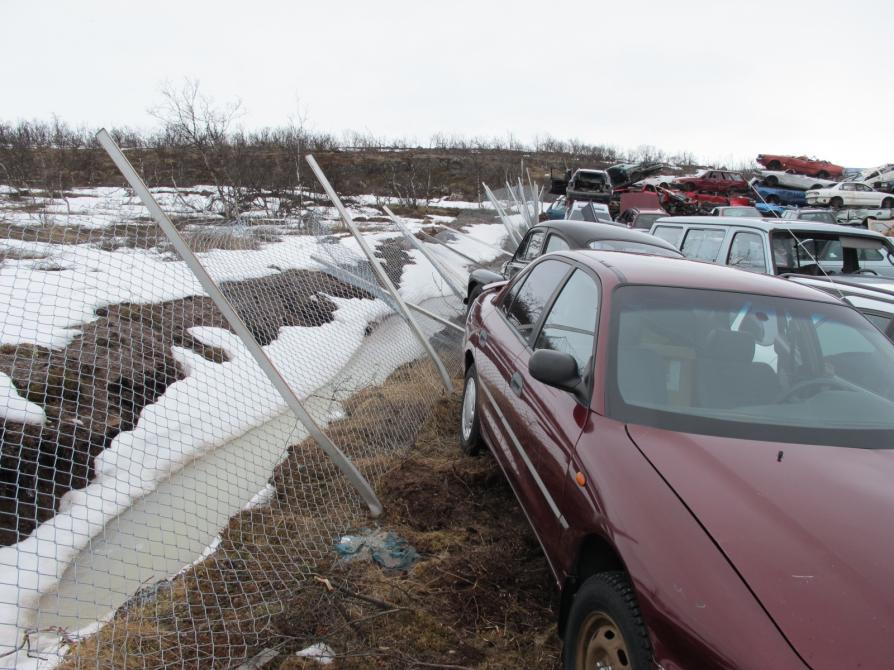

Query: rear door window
[[727, 231, 767, 272], [503, 259, 570, 340], [653, 225, 684, 248], [681, 228, 727, 261], [545, 234, 570, 253], [521, 230, 546, 261]]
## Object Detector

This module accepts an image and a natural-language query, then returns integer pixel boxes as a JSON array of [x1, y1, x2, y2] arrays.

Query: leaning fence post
[[483, 183, 523, 246], [96, 129, 383, 517], [383, 205, 465, 301], [305, 155, 454, 393]]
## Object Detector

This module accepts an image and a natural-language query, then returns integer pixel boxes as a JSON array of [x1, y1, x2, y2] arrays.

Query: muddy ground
[[0, 268, 375, 545], [0, 209, 495, 546], [59, 376, 560, 670]]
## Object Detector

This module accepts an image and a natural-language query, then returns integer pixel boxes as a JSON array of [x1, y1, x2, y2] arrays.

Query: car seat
[[696, 329, 780, 409]]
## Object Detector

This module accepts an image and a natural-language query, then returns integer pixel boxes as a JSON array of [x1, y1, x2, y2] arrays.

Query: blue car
[[755, 201, 790, 216], [546, 195, 566, 219], [752, 184, 806, 206]]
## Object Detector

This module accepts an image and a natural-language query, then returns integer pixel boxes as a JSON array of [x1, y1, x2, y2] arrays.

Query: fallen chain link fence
[[0, 135, 515, 668]]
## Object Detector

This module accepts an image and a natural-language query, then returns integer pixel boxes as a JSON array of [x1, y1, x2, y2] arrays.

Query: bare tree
[[150, 79, 244, 220]]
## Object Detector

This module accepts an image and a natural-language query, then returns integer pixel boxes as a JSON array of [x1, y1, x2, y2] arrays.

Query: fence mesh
[[0, 165, 508, 668]]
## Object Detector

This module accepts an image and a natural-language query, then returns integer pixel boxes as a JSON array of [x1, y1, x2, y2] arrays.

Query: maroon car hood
[[627, 424, 894, 670]]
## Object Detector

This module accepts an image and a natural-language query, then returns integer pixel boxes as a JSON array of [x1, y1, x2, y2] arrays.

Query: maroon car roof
[[559, 250, 841, 303]]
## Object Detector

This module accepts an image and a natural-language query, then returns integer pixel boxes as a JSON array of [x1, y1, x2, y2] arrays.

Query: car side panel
[[472, 298, 564, 575], [560, 415, 808, 670]]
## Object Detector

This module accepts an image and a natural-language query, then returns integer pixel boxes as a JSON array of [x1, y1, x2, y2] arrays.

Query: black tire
[[817, 170, 829, 179], [882, 198, 894, 209], [811, 184, 824, 190], [830, 197, 843, 209], [466, 284, 484, 315], [564, 572, 653, 670], [459, 364, 483, 456], [765, 175, 779, 186], [766, 194, 781, 205], [767, 160, 782, 171]]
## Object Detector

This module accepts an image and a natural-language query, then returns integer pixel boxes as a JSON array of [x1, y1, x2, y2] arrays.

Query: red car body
[[674, 169, 749, 194], [463, 251, 894, 669], [756, 154, 844, 179]]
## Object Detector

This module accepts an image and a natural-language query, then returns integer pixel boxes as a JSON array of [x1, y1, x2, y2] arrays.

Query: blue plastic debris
[[334, 528, 420, 571]]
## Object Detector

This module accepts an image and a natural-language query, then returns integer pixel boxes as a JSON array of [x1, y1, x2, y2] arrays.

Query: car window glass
[[653, 225, 684, 247], [680, 228, 726, 261], [522, 230, 546, 261], [544, 234, 570, 253], [814, 315, 877, 357], [534, 270, 599, 375], [865, 313, 893, 334], [504, 259, 569, 338], [727, 231, 767, 272], [610, 286, 894, 448], [633, 213, 663, 229], [802, 212, 834, 223]]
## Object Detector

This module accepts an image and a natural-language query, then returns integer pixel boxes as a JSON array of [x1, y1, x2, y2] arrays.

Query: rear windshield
[[588, 240, 681, 258], [799, 212, 837, 224], [724, 207, 761, 218], [608, 285, 894, 448], [632, 213, 663, 229]]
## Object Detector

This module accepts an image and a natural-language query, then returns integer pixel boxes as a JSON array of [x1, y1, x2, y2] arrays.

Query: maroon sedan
[[461, 250, 894, 669], [673, 169, 749, 194]]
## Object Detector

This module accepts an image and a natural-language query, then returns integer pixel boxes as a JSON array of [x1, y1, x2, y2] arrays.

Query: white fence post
[[305, 155, 454, 393], [383, 206, 465, 301], [96, 129, 383, 517]]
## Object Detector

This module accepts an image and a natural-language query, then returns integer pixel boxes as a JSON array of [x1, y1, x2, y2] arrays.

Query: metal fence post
[[483, 183, 523, 247], [305, 155, 454, 393], [96, 129, 383, 517], [383, 206, 465, 300]]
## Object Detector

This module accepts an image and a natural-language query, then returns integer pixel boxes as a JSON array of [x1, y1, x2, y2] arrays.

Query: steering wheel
[[778, 377, 853, 403]]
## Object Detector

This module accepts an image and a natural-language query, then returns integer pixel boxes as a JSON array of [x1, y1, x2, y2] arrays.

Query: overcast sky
[[2, 0, 891, 167]]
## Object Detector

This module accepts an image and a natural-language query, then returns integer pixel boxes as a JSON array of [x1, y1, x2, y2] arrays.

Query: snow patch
[[0, 372, 46, 425]]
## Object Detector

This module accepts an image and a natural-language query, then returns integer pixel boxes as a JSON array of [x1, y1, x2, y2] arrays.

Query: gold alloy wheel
[[574, 611, 631, 670]]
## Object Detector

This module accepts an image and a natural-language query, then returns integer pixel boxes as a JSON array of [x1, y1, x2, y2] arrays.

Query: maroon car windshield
[[607, 286, 894, 448]]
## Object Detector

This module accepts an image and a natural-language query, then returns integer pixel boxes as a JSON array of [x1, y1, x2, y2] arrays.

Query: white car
[[632, 174, 688, 191], [806, 182, 894, 208], [566, 200, 613, 223], [857, 164, 894, 189], [760, 170, 837, 191]]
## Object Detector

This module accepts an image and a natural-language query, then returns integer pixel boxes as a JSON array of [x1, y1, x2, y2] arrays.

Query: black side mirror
[[529, 349, 583, 396]]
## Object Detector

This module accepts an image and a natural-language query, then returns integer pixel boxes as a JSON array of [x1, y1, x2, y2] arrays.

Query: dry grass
[[58, 362, 560, 669]]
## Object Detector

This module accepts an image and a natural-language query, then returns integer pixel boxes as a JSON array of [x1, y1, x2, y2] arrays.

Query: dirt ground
[[271, 389, 561, 669], [59, 383, 561, 670], [0, 268, 374, 545]]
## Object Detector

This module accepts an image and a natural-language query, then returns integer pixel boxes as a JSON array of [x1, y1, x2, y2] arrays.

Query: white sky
[[2, 0, 892, 167]]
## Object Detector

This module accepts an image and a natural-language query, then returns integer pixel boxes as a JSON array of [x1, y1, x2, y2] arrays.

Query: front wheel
[[564, 572, 653, 670], [817, 170, 829, 179], [882, 198, 894, 209], [830, 197, 843, 209], [460, 364, 483, 456], [767, 160, 782, 171], [765, 194, 781, 205]]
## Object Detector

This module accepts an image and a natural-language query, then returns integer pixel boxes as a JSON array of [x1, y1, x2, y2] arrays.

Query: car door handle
[[510, 371, 524, 397]]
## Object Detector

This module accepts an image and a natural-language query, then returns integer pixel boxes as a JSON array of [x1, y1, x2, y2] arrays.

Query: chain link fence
[[0, 148, 506, 667]]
